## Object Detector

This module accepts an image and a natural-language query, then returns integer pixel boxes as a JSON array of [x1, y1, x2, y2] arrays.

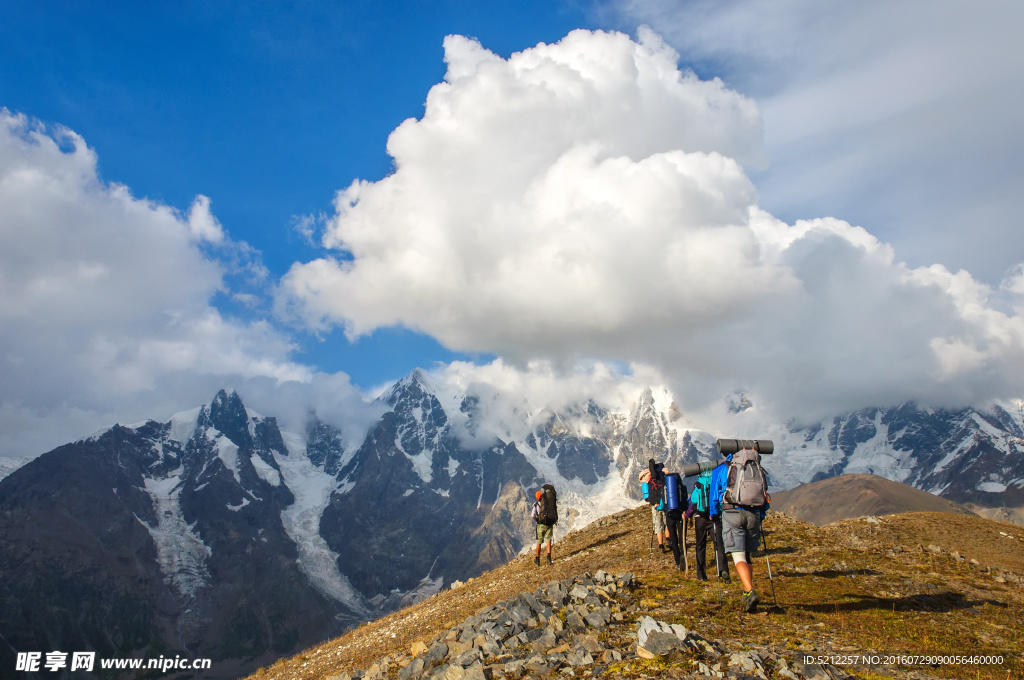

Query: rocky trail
[[246, 508, 1023, 680]]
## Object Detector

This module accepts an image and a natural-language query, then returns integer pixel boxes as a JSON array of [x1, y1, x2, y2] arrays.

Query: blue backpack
[[691, 472, 712, 514]]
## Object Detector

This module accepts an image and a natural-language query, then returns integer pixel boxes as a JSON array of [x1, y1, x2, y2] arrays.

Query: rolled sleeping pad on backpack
[[716, 438, 774, 455], [679, 460, 717, 478], [665, 473, 682, 511]]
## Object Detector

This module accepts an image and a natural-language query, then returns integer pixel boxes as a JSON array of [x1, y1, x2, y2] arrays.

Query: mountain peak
[[384, 369, 437, 406], [203, 389, 251, 445]]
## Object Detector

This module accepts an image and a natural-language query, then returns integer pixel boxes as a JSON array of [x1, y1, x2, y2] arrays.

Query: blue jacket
[[709, 455, 769, 519], [708, 461, 729, 518]]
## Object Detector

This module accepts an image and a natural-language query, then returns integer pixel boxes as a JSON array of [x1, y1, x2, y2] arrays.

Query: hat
[[536, 490, 543, 500]]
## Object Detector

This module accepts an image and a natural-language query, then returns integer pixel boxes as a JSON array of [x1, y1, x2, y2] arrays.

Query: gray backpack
[[723, 449, 767, 508]]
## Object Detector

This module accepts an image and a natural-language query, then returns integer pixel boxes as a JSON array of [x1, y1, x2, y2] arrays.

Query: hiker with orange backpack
[[639, 460, 669, 553], [531, 484, 558, 566]]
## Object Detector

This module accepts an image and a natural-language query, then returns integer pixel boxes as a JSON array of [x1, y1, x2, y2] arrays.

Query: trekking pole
[[682, 517, 689, 574], [761, 530, 779, 608], [712, 530, 723, 605]]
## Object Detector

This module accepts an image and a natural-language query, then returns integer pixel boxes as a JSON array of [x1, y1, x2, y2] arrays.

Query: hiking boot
[[546, 555, 553, 565], [696, 572, 708, 581], [534, 556, 540, 567], [659, 544, 668, 553], [743, 590, 760, 613], [719, 571, 731, 583]]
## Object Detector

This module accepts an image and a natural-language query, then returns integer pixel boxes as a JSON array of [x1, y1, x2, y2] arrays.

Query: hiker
[[532, 484, 558, 565], [663, 471, 687, 570], [710, 444, 769, 612], [685, 470, 729, 582], [639, 460, 669, 553]]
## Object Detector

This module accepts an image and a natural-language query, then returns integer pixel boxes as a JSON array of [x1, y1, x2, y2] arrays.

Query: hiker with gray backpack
[[709, 439, 772, 613], [532, 484, 558, 566]]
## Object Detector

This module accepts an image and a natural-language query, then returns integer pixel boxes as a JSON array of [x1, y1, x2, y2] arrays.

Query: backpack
[[723, 449, 768, 508], [641, 459, 665, 506], [664, 472, 683, 511], [539, 484, 558, 525], [692, 472, 712, 514]]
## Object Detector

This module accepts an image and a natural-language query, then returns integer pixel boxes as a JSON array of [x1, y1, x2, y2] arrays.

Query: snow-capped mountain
[[2, 371, 1022, 677], [0, 455, 29, 482]]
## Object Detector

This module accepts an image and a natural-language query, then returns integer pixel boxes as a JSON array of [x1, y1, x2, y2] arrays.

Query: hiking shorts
[[722, 507, 762, 554], [651, 507, 666, 534], [536, 523, 554, 544]]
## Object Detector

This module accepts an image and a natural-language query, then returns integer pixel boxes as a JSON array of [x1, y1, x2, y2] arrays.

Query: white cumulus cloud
[[279, 28, 1024, 421], [0, 111, 314, 458]]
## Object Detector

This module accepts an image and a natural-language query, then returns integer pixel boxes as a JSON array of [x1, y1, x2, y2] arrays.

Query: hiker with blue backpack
[[685, 469, 730, 583], [710, 440, 772, 613], [663, 471, 689, 570]]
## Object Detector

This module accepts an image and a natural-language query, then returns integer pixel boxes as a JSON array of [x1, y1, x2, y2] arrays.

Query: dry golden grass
[[246, 508, 1024, 680]]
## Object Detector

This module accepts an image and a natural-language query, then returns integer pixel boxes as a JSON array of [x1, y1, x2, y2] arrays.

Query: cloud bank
[[607, 0, 1024, 281], [0, 112, 370, 457], [280, 28, 1024, 421]]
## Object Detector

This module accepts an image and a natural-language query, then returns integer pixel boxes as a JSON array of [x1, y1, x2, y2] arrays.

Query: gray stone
[[524, 655, 550, 674], [728, 652, 756, 673], [565, 611, 586, 631], [453, 649, 482, 668], [640, 631, 682, 656], [447, 640, 473, 659], [531, 628, 558, 653], [584, 607, 610, 628], [566, 650, 594, 667], [398, 658, 426, 680], [520, 592, 543, 614], [509, 604, 532, 624], [795, 662, 833, 680], [570, 584, 590, 600], [462, 661, 486, 680], [478, 637, 501, 657], [575, 635, 604, 654], [440, 664, 464, 680], [502, 659, 526, 675], [423, 642, 449, 666]]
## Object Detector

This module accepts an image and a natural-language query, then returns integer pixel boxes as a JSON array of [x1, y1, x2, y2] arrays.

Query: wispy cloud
[[606, 0, 1024, 280]]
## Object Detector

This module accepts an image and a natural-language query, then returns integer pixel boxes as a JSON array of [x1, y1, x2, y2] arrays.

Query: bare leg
[[732, 553, 753, 591]]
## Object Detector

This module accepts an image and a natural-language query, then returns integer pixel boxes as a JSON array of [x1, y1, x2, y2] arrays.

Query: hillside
[[769, 474, 977, 526], [247, 507, 1023, 680]]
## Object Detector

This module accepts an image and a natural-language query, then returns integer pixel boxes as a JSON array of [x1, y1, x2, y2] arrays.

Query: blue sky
[[2, 1, 1023, 458], [1, 1, 599, 384]]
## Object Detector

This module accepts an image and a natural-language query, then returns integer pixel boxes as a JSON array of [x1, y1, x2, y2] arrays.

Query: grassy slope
[[247, 508, 1024, 680]]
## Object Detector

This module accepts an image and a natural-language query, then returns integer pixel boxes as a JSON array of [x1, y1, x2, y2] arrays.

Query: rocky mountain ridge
[[247, 505, 1024, 680], [2, 371, 1023, 677]]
